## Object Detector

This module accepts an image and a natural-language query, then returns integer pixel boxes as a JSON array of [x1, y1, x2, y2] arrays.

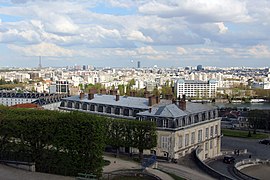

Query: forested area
[[0, 106, 157, 177]]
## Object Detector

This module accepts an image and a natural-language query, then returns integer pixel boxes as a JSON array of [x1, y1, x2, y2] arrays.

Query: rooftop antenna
[[38, 56, 42, 69]]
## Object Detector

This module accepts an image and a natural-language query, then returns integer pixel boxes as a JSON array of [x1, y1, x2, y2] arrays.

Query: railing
[[193, 147, 234, 180], [233, 159, 270, 180]]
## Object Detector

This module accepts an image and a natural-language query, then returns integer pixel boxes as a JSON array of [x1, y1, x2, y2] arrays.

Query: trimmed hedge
[[0, 106, 157, 176]]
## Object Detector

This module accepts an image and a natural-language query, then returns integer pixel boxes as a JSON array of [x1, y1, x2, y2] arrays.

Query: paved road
[[158, 162, 215, 180], [208, 136, 270, 180], [103, 155, 174, 180], [222, 136, 270, 160]]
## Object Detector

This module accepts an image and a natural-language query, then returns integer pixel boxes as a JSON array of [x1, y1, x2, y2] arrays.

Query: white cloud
[[193, 48, 215, 54], [176, 47, 188, 55], [8, 42, 76, 57], [127, 30, 153, 42], [223, 48, 235, 54], [215, 22, 228, 34], [248, 45, 270, 58], [138, 0, 252, 23], [137, 46, 157, 55]]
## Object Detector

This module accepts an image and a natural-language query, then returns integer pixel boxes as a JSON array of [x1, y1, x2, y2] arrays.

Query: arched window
[[82, 103, 88, 110], [115, 107, 120, 115], [106, 107, 111, 114], [90, 104, 95, 111], [188, 116, 192, 124], [133, 109, 140, 117], [67, 101, 73, 108], [75, 102, 80, 109], [123, 109, 129, 116], [60, 101, 65, 107], [98, 106, 103, 112]]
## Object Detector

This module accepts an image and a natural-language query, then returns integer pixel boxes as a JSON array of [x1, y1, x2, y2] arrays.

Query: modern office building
[[59, 90, 221, 161], [175, 79, 217, 99], [137, 61, 141, 68]]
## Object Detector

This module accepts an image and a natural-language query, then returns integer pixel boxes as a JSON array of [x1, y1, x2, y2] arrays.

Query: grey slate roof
[[137, 102, 216, 118], [62, 94, 149, 109], [63, 94, 216, 117]]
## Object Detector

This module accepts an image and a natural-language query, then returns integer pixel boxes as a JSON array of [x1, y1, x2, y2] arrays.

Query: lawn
[[222, 129, 269, 139]]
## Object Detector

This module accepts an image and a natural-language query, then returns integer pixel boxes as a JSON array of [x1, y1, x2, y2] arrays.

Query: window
[[210, 140, 213, 149], [90, 104, 95, 111], [215, 125, 218, 135], [161, 136, 169, 149], [178, 136, 183, 148], [198, 130, 202, 143], [210, 126, 214, 137], [185, 134, 189, 147], [205, 128, 209, 139], [191, 132, 195, 144], [163, 119, 169, 128], [188, 116, 192, 124], [205, 142, 208, 151]]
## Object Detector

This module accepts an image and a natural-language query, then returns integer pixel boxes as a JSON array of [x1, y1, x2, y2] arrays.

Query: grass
[[222, 129, 269, 139]]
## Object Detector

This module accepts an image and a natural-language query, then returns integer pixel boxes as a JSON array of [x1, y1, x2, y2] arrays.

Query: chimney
[[179, 95, 186, 111], [100, 89, 107, 95], [88, 88, 96, 100], [165, 94, 173, 100], [110, 89, 117, 95], [148, 95, 156, 106], [144, 91, 150, 98], [80, 92, 84, 100], [116, 94, 120, 101], [156, 95, 160, 104], [149, 108, 152, 113], [130, 91, 135, 97]]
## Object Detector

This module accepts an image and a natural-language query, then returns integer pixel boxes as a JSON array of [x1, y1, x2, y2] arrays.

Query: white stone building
[[175, 79, 218, 98]]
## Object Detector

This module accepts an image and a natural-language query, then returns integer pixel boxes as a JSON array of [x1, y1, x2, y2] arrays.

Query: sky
[[0, 0, 270, 68]]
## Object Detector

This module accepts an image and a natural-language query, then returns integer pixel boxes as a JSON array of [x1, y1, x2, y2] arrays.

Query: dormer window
[[163, 119, 169, 128]]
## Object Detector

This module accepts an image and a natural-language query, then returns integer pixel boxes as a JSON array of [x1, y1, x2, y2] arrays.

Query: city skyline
[[0, 0, 270, 68]]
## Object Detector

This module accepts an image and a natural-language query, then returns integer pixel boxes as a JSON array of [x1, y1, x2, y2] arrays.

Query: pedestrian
[[249, 155, 251, 159], [237, 149, 240, 156]]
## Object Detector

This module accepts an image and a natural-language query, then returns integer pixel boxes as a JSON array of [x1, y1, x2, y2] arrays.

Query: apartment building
[[0, 91, 67, 110], [175, 79, 217, 98]]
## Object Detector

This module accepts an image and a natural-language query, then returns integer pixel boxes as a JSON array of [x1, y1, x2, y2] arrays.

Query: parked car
[[259, 139, 270, 145], [223, 156, 235, 164]]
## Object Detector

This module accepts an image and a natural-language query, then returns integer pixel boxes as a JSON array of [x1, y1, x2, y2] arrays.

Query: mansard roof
[[62, 94, 150, 109], [137, 102, 216, 118]]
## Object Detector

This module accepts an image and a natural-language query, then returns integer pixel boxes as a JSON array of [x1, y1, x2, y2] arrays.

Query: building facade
[[0, 91, 67, 110], [59, 91, 221, 161], [175, 79, 217, 99]]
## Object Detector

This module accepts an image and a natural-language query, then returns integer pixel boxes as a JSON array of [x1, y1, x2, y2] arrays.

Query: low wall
[[233, 159, 270, 180], [0, 160, 35, 172], [193, 147, 233, 180]]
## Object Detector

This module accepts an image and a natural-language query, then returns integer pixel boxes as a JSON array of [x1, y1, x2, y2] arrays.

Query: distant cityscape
[[0, 63, 269, 101]]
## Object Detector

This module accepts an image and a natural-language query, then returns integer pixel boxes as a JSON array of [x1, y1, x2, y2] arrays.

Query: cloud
[[176, 47, 188, 55], [215, 22, 228, 34], [137, 46, 157, 54], [248, 45, 270, 58], [127, 30, 153, 42], [8, 42, 76, 57], [138, 0, 252, 23]]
